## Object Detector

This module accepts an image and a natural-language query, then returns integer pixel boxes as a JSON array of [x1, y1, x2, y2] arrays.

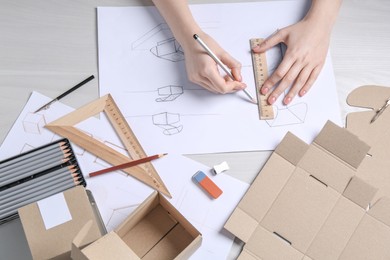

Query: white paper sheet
[[97, 1, 342, 154], [0, 92, 249, 259], [37, 192, 72, 230]]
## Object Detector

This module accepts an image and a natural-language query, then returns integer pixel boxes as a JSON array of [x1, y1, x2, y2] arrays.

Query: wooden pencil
[[0, 151, 71, 180], [0, 141, 68, 169], [0, 171, 79, 207], [0, 158, 74, 187], [0, 167, 77, 202], [0, 179, 78, 220], [89, 153, 167, 178]]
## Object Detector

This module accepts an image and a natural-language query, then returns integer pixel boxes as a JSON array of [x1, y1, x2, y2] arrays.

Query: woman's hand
[[183, 33, 246, 94], [253, 18, 331, 105]]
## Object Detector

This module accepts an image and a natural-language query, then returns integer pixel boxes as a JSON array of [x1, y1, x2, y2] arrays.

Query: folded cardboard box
[[225, 121, 390, 259], [72, 191, 202, 260], [18, 186, 106, 260]]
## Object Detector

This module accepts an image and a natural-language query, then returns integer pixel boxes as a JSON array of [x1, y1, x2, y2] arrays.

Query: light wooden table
[[1, 0, 389, 259]]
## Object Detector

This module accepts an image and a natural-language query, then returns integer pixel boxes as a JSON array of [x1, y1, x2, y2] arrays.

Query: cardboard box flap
[[314, 121, 370, 169], [343, 177, 378, 209], [260, 168, 340, 252], [18, 186, 103, 260], [79, 232, 140, 260], [368, 197, 390, 226], [347, 85, 390, 110], [346, 85, 390, 201], [338, 212, 390, 259], [224, 207, 258, 243], [275, 132, 309, 166]]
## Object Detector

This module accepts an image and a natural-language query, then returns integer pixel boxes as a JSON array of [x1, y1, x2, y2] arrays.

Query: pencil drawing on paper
[[22, 112, 46, 135], [105, 204, 139, 231], [126, 85, 209, 103], [156, 85, 184, 102], [152, 112, 183, 135], [265, 102, 308, 127], [131, 23, 184, 62]]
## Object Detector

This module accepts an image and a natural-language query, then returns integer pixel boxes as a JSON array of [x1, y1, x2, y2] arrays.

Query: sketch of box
[[22, 112, 46, 135], [151, 38, 184, 62]]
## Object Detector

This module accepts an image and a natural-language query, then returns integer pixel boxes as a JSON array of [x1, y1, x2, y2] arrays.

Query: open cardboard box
[[18, 186, 106, 260], [72, 191, 202, 260], [224, 121, 390, 259]]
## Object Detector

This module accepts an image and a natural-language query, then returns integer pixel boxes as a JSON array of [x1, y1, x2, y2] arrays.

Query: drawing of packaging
[[150, 38, 184, 62], [156, 85, 184, 102], [22, 112, 46, 135], [152, 112, 183, 135]]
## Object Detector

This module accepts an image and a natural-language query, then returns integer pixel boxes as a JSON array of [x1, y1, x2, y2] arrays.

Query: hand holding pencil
[[183, 33, 248, 95]]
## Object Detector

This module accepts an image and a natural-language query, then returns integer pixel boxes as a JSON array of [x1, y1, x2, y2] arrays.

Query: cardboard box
[[18, 186, 105, 260], [72, 191, 202, 260], [224, 121, 390, 259], [346, 85, 390, 201]]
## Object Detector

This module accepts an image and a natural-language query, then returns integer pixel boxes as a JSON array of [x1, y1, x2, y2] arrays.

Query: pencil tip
[[193, 34, 198, 40]]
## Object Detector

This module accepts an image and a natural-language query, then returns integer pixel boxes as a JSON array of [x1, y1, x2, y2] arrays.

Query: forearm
[[152, 0, 200, 49], [304, 0, 342, 32]]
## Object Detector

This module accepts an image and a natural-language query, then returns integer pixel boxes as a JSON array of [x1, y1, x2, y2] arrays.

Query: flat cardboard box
[[224, 121, 390, 259], [18, 186, 105, 260], [72, 191, 202, 260], [346, 85, 390, 201]]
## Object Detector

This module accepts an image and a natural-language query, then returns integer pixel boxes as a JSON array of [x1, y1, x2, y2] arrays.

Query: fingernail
[[300, 90, 307, 96], [284, 97, 292, 105], [252, 45, 260, 51], [269, 96, 276, 104], [261, 87, 269, 94]]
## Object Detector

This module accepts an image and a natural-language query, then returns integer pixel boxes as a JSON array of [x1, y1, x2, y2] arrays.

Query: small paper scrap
[[213, 161, 229, 175]]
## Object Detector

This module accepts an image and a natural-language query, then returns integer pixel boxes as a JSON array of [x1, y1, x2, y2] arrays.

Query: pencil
[[0, 167, 77, 201], [34, 75, 95, 113], [89, 153, 167, 178], [0, 141, 68, 169], [0, 150, 71, 180], [0, 158, 74, 188], [0, 168, 78, 206], [193, 34, 256, 103], [0, 179, 78, 219]]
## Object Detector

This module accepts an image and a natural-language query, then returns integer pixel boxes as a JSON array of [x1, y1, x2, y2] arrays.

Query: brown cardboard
[[224, 120, 390, 259], [346, 85, 390, 200], [72, 191, 202, 260], [18, 186, 105, 260]]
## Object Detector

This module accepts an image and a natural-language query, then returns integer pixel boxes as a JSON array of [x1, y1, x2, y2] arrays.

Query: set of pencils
[[0, 139, 85, 224]]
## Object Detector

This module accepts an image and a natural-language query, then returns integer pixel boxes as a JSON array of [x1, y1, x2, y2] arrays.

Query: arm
[[253, 0, 342, 105], [152, 0, 246, 94]]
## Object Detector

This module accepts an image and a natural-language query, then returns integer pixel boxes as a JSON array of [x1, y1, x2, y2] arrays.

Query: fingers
[[189, 64, 246, 94], [220, 52, 243, 82], [252, 29, 283, 53], [188, 52, 246, 94], [265, 63, 322, 105]]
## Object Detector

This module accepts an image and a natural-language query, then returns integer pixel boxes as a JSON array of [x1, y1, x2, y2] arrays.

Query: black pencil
[[34, 75, 95, 113]]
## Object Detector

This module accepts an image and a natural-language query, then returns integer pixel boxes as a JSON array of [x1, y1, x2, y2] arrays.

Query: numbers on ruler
[[250, 38, 274, 120]]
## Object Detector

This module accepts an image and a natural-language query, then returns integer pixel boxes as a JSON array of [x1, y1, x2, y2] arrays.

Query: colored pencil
[[89, 153, 167, 177]]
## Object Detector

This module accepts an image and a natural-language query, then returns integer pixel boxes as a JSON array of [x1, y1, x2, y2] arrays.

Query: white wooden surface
[[0, 0, 389, 259]]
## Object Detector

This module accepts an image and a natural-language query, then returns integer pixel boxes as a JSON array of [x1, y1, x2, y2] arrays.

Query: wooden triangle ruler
[[45, 94, 171, 198], [250, 38, 275, 120]]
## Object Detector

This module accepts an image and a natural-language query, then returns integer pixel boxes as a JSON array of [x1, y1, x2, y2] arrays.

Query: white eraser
[[213, 161, 229, 175]]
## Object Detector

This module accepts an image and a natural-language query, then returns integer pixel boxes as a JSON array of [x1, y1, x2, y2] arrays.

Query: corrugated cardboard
[[346, 85, 390, 201], [18, 186, 105, 260], [224, 120, 390, 259], [72, 191, 202, 260]]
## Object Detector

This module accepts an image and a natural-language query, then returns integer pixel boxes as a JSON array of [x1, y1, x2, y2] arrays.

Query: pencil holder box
[[0, 138, 86, 224]]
